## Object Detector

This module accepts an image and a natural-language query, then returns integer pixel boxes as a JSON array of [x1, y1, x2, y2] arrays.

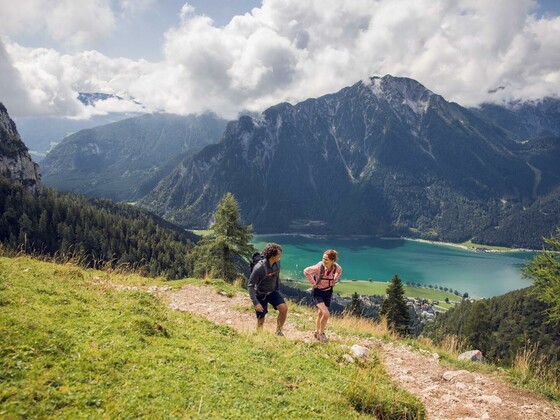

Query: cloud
[[118, 0, 156, 15], [2, 0, 560, 119], [3, 41, 146, 118], [45, 0, 116, 47], [0, 0, 47, 38], [0, 0, 116, 48], [0, 39, 38, 116]]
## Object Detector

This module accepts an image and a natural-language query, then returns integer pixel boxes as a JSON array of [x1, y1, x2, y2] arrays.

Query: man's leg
[[276, 303, 287, 332], [256, 297, 267, 330], [269, 292, 287, 334]]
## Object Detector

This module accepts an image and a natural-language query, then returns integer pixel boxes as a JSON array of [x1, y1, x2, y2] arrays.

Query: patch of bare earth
[[164, 285, 560, 420]]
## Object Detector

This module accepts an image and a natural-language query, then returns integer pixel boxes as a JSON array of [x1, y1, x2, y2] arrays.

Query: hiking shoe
[[321, 333, 328, 342], [276, 330, 284, 337], [314, 331, 326, 342]]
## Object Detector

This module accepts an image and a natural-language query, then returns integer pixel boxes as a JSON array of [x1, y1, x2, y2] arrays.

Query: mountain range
[[13, 92, 143, 161], [40, 113, 227, 202], [138, 75, 560, 248], [21, 75, 560, 248], [473, 98, 560, 139]]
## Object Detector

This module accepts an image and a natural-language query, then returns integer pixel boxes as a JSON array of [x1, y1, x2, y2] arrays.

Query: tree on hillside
[[423, 288, 559, 369], [0, 178, 196, 279], [380, 274, 410, 335], [463, 300, 492, 353], [523, 227, 560, 324], [193, 192, 256, 283], [347, 292, 363, 316]]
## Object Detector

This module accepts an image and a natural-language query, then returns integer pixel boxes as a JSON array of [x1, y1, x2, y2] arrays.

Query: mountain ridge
[[140, 75, 560, 247], [40, 112, 228, 201]]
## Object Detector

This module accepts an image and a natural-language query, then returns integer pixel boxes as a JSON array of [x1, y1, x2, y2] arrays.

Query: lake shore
[[253, 234, 534, 297], [255, 232, 537, 253], [397, 237, 537, 253]]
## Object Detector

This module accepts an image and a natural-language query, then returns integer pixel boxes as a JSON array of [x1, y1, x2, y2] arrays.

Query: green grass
[[287, 280, 458, 309], [0, 256, 425, 419], [461, 240, 517, 251]]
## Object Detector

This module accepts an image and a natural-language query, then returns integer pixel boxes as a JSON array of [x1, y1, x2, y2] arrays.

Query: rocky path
[[164, 285, 560, 420]]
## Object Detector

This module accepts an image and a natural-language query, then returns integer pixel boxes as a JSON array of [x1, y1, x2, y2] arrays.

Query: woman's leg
[[316, 302, 330, 333]]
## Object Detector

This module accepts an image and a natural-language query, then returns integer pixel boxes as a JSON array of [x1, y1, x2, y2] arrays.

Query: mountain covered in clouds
[[0, 103, 41, 192], [77, 92, 124, 106], [472, 98, 560, 139], [40, 113, 228, 202], [139, 75, 560, 248], [13, 92, 144, 161]]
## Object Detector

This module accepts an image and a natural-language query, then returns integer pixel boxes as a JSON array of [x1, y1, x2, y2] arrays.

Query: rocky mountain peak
[[369, 74, 435, 116], [139, 74, 560, 248], [0, 103, 42, 191], [0, 103, 19, 138]]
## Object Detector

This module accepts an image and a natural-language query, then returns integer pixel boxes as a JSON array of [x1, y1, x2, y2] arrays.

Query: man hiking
[[247, 243, 288, 336]]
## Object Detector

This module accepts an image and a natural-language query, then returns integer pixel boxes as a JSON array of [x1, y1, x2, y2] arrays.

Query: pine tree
[[380, 274, 410, 335], [463, 300, 492, 353], [523, 227, 560, 324], [194, 192, 256, 283], [347, 292, 363, 316], [0, 177, 196, 279]]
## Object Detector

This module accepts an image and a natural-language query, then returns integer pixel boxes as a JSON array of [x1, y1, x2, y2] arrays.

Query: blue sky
[[8, 1, 263, 62], [1, 0, 559, 119], [108, 1, 261, 61], [539, 0, 560, 16]]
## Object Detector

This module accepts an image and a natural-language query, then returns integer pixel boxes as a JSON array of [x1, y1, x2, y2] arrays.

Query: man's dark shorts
[[255, 290, 285, 319], [312, 288, 333, 308]]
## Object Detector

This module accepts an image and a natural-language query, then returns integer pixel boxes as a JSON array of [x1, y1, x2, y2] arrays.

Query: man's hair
[[324, 249, 338, 262], [262, 243, 282, 259]]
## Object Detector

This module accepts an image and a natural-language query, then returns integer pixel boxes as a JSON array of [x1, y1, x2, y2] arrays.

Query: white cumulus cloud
[[1, 0, 560, 119], [0, 0, 116, 48]]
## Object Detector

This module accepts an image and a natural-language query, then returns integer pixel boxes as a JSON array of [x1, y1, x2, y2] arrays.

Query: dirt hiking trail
[[164, 285, 560, 420]]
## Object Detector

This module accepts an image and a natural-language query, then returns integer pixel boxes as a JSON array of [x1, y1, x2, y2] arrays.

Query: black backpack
[[249, 252, 264, 273]]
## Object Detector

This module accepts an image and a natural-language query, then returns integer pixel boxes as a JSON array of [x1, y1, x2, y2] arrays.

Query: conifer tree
[[347, 292, 363, 316], [380, 274, 410, 335], [463, 300, 491, 353], [523, 228, 560, 324], [194, 192, 255, 283], [0, 177, 196, 279]]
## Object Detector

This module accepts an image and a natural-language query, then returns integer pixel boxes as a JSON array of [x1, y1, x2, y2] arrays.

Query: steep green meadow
[[0, 256, 425, 419]]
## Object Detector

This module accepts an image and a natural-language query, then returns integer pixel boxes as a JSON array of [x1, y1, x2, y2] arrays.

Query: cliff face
[[0, 103, 42, 191]]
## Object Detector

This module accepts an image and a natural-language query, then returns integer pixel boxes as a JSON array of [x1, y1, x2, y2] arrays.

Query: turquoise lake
[[252, 235, 536, 298]]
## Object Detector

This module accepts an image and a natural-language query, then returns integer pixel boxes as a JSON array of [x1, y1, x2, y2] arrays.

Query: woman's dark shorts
[[312, 288, 333, 308], [255, 290, 286, 319]]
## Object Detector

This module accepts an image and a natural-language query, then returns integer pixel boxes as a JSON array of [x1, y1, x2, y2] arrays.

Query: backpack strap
[[316, 263, 337, 290]]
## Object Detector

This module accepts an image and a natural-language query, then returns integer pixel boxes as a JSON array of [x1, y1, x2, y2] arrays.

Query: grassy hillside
[[0, 256, 425, 418]]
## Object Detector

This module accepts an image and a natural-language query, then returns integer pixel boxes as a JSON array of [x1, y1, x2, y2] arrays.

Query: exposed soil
[[163, 284, 560, 420]]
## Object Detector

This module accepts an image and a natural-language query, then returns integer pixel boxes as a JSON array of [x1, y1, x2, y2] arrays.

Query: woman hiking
[[304, 249, 342, 342]]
